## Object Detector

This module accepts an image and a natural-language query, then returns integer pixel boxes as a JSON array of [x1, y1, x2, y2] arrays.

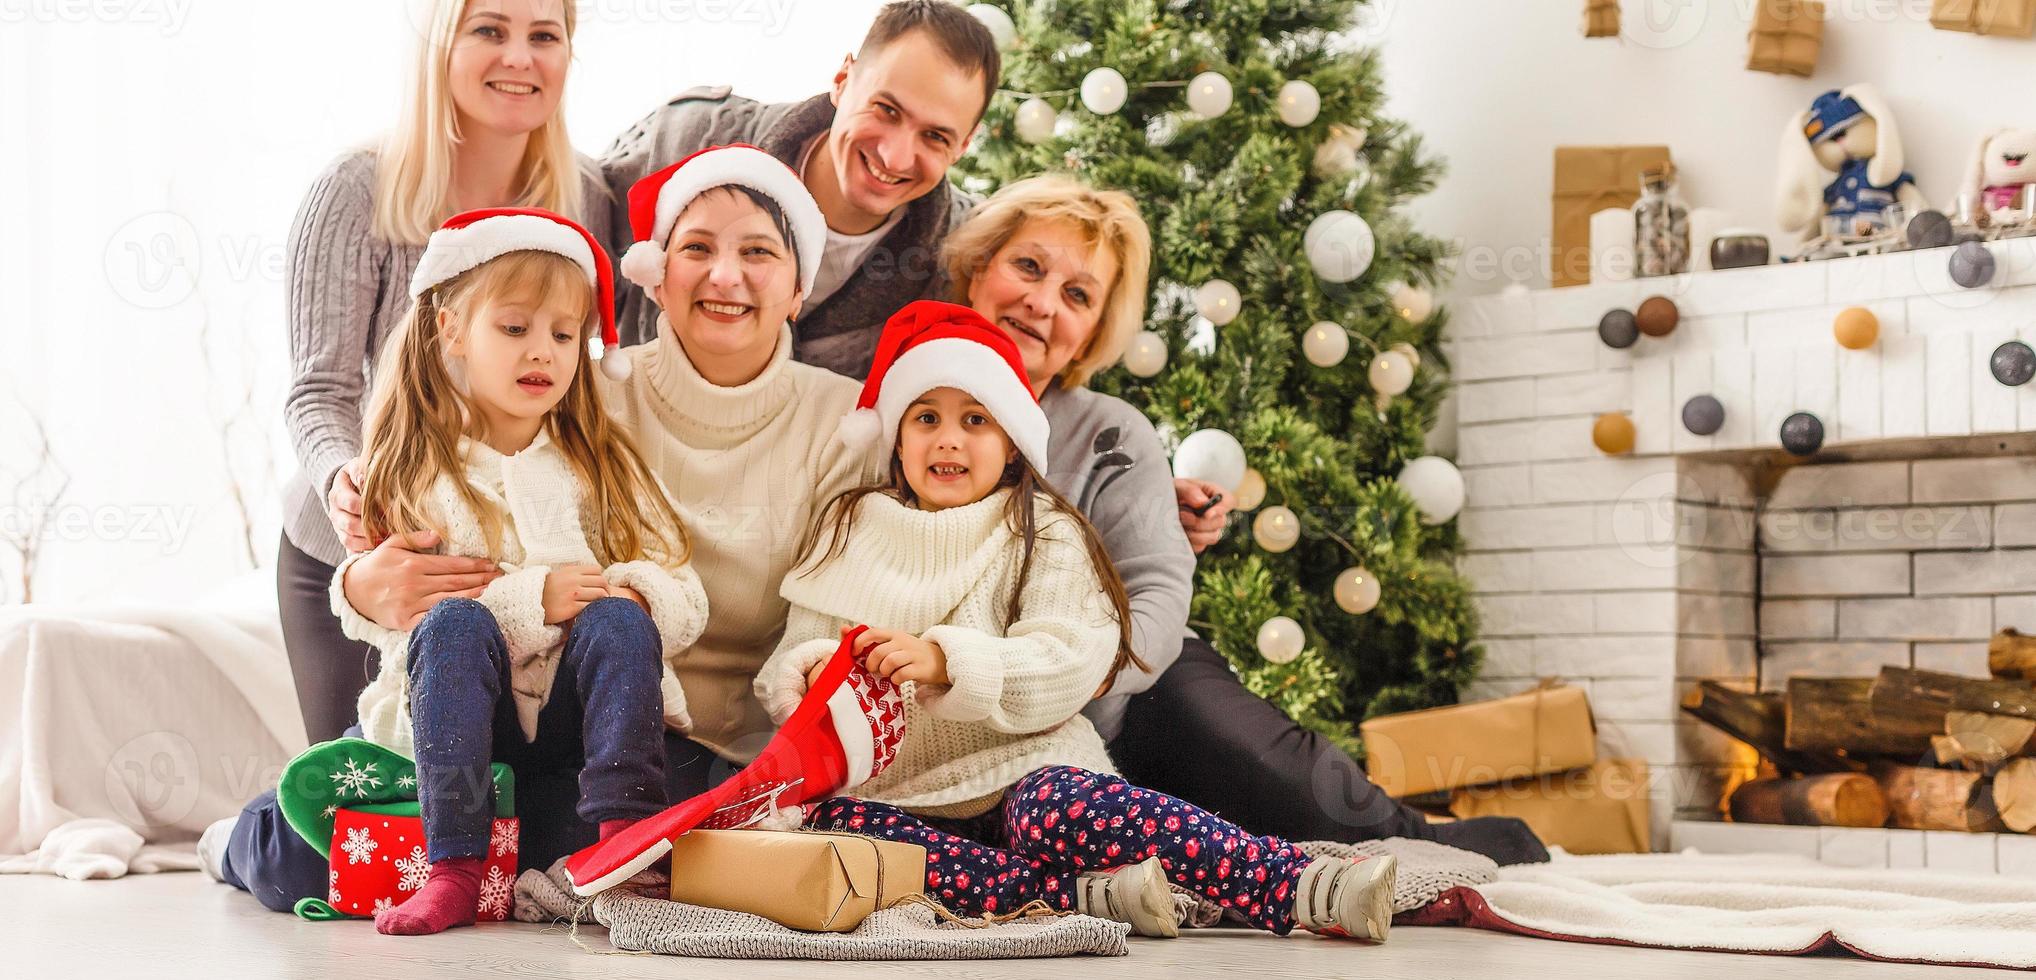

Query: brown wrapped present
[[1360, 681, 1598, 798], [1582, 0, 1619, 37], [1931, 0, 2036, 36], [668, 829, 926, 933], [1747, 0, 1825, 77], [1449, 758, 1653, 855], [1552, 146, 1673, 287]]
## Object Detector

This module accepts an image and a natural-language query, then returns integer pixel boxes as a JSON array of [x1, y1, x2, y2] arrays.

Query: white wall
[[1368, 0, 2036, 295], [0, 0, 888, 604]]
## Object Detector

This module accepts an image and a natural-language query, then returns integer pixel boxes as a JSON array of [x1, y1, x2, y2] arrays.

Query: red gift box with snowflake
[[323, 805, 519, 921]]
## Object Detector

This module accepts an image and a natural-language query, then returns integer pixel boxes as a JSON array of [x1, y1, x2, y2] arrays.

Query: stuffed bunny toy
[[1960, 128, 2036, 228], [1775, 84, 1926, 242]]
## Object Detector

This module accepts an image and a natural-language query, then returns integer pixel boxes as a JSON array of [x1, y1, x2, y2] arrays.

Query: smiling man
[[603, 0, 996, 378]]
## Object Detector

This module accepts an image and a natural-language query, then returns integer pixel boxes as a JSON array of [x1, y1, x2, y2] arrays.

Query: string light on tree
[[1194, 278, 1242, 325], [1080, 67, 1128, 114], [1122, 330, 1167, 377], [1276, 79, 1321, 127], [1256, 616, 1305, 664], [1235, 468, 1267, 510], [1302, 321, 1350, 368], [1389, 282, 1433, 322], [1334, 567, 1381, 615], [964, 3, 1016, 51], [1368, 349, 1414, 396], [1172, 428, 1247, 494], [1252, 505, 1301, 552], [1015, 98, 1058, 143], [1186, 71, 1233, 119], [1303, 210, 1375, 282]]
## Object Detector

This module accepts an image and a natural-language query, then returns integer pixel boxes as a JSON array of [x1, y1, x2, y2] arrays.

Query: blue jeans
[[224, 596, 722, 911]]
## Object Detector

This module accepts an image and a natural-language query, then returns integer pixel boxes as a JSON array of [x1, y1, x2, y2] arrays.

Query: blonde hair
[[942, 174, 1152, 389], [359, 250, 689, 568], [372, 0, 588, 245]]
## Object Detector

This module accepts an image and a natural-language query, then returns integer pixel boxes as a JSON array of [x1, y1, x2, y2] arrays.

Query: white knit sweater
[[331, 429, 709, 757], [754, 489, 1121, 814]]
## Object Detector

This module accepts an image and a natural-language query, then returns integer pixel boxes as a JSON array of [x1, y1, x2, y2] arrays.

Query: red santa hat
[[839, 300, 1050, 473], [408, 207, 630, 381], [618, 143, 826, 299]]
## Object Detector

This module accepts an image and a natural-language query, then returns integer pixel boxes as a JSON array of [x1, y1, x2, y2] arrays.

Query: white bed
[[0, 571, 306, 878]]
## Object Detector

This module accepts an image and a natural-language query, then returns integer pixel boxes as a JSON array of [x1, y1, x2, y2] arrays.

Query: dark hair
[[859, 0, 1002, 121], [799, 452, 1146, 697], [689, 184, 801, 274]]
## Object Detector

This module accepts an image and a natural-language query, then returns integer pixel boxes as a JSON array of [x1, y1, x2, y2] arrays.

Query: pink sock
[[599, 818, 637, 841], [375, 855, 484, 936]]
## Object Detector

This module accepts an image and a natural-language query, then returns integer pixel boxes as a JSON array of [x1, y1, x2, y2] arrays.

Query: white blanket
[[0, 571, 306, 878], [1442, 850, 2036, 970]]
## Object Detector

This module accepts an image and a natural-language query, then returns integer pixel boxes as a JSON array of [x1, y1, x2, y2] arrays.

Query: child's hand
[[855, 627, 949, 687], [542, 564, 609, 624], [805, 658, 830, 692]]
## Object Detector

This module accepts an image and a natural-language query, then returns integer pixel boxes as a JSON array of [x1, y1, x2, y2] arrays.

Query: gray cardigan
[[279, 150, 615, 568], [1041, 385, 1198, 742], [598, 88, 975, 380]]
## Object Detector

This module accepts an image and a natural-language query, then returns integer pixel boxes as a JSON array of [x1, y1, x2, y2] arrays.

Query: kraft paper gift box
[[1582, 0, 1619, 37], [1448, 758, 1653, 855], [1747, 0, 1825, 77], [1931, 0, 2036, 36], [1360, 682, 1597, 798], [668, 829, 927, 933], [1552, 146, 1673, 287]]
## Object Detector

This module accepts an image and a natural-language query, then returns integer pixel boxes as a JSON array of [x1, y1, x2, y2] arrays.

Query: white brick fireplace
[[1447, 239, 2036, 851]]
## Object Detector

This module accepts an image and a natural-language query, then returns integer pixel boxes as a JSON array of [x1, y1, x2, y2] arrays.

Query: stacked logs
[[1683, 628, 2036, 833]]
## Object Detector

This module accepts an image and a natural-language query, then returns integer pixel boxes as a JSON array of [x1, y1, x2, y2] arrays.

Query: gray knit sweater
[[1041, 385, 1197, 742], [280, 149, 616, 568], [599, 89, 976, 380]]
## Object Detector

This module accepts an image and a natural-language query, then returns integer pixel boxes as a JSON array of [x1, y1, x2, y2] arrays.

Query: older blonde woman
[[945, 176, 1547, 867]]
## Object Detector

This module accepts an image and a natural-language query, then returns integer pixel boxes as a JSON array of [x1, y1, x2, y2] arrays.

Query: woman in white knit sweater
[[756, 300, 1399, 944]]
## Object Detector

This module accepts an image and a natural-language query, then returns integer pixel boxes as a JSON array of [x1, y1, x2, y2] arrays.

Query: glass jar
[[1634, 163, 1690, 278]]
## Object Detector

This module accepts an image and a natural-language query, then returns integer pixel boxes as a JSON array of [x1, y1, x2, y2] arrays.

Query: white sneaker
[[1293, 854, 1397, 942], [197, 815, 237, 883], [1073, 856, 1180, 938]]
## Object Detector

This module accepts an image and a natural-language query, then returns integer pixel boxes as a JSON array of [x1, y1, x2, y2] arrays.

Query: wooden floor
[[5, 872, 2020, 978]]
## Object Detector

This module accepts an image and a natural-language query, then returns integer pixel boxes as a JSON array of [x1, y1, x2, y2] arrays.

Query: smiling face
[[819, 30, 985, 230], [897, 386, 1017, 512], [966, 219, 1118, 396], [445, 0, 571, 140], [439, 262, 588, 439], [653, 188, 805, 380]]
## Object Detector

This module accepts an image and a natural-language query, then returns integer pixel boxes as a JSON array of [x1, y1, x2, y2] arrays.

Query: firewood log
[[1680, 681, 1861, 774], [1933, 710, 2036, 772], [1873, 762, 2007, 833], [1870, 667, 2036, 736], [1727, 774, 1888, 827], [1992, 628, 2036, 684], [1786, 677, 1933, 758], [1994, 757, 2036, 833]]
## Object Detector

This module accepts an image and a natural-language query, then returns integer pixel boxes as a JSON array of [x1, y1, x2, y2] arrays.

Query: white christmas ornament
[[1389, 342, 1422, 370], [1397, 455, 1465, 525], [1194, 279, 1242, 326], [1235, 467, 1267, 510], [1080, 67, 1128, 115], [1122, 330, 1168, 377], [1172, 428, 1246, 494], [1277, 80, 1321, 127], [1252, 505, 1301, 553], [1303, 321, 1349, 368], [1186, 71, 1234, 119], [1304, 210, 1375, 283], [1334, 567, 1382, 615], [1367, 350, 1413, 396], [1256, 616, 1305, 664], [965, 4, 1017, 51], [1389, 281, 1434, 322], [1312, 123, 1367, 179], [1015, 98, 1058, 143]]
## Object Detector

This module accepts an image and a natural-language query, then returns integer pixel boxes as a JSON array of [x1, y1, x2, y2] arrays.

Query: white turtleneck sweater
[[333, 429, 709, 757], [754, 489, 1121, 815], [596, 321, 881, 762]]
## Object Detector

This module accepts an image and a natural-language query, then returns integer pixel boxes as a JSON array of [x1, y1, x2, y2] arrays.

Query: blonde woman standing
[[278, 0, 613, 747]]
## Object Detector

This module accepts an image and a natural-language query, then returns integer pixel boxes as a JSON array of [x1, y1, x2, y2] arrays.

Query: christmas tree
[[960, 0, 1480, 754]]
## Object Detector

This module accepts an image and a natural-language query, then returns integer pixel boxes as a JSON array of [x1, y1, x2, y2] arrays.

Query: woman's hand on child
[[855, 627, 950, 687], [327, 457, 374, 553], [542, 564, 610, 625], [343, 531, 503, 631]]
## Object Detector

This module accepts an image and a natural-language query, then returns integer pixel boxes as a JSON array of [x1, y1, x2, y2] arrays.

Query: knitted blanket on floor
[[1400, 850, 2036, 971], [513, 859, 1130, 959]]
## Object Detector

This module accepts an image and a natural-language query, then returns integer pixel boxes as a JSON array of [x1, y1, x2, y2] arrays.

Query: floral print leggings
[[806, 765, 1312, 934]]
